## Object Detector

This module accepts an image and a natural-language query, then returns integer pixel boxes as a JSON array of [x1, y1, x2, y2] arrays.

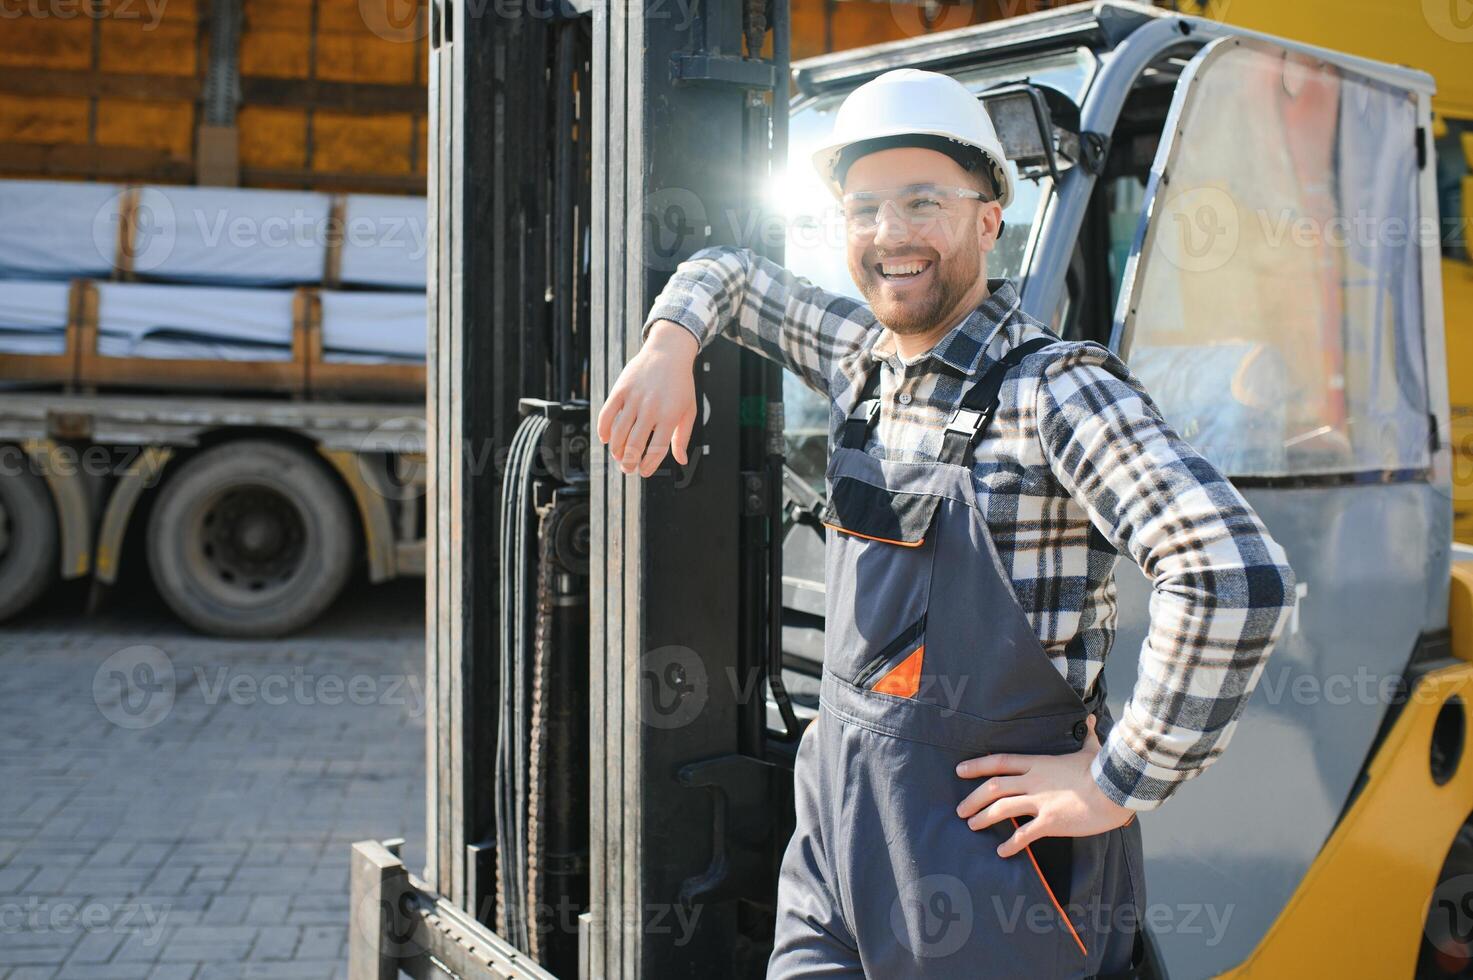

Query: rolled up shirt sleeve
[[1034, 343, 1297, 812], [641, 244, 878, 398]]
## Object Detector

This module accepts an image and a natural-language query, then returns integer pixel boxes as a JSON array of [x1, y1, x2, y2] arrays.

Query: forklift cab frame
[[352, 3, 1465, 979]]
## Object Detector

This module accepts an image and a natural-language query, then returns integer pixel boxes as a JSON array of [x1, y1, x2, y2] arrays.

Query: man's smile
[[875, 257, 934, 287]]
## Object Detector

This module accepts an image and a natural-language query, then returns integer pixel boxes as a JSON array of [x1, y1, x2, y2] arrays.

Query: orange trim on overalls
[[871, 645, 924, 698], [1010, 816, 1088, 958], [821, 521, 925, 548]]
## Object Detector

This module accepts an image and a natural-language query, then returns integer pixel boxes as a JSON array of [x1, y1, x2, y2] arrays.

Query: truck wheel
[[147, 440, 354, 637], [0, 464, 59, 622]]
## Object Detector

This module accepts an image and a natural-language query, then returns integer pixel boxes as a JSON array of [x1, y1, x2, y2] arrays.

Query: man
[[596, 68, 1296, 978]]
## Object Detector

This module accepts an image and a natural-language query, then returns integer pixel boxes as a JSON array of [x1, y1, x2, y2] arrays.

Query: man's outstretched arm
[[601, 244, 877, 477], [641, 245, 878, 399]]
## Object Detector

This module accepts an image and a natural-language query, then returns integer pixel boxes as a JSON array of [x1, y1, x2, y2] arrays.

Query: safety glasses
[[838, 183, 991, 235]]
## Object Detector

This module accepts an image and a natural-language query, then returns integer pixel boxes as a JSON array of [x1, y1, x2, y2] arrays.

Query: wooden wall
[[0, 0, 1057, 191], [0, 0, 429, 193]]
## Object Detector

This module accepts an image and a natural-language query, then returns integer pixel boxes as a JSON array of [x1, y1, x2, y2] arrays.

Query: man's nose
[[873, 201, 911, 249]]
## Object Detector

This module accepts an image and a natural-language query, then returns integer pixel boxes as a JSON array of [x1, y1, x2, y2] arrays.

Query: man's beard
[[855, 243, 981, 336]]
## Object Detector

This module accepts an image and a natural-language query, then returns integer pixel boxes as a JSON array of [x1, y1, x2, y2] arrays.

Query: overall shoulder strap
[[839, 365, 884, 450], [937, 336, 1060, 466]]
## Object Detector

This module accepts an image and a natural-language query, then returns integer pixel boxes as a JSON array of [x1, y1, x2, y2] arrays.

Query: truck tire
[[0, 464, 59, 622], [147, 440, 355, 637]]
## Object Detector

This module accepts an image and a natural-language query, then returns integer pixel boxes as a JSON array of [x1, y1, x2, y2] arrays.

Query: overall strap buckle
[[938, 336, 1061, 465], [840, 368, 884, 450]]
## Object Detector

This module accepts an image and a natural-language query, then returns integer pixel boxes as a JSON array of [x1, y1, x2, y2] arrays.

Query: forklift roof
[[791, 0, 1436, 101]]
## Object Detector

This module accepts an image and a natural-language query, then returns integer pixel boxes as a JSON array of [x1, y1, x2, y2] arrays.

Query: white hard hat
[[811, 68, 1015, 209]]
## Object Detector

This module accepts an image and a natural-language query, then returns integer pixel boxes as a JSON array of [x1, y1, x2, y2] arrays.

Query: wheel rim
[[186, 484, 308, 606]]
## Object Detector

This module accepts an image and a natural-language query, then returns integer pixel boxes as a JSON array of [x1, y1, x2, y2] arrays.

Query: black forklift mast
[[349, 0, 793, 974]]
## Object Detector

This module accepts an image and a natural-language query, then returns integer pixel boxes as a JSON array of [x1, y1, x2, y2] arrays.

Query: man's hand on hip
[[953, 714, 1137, 857], [597, 319, 700, 478]]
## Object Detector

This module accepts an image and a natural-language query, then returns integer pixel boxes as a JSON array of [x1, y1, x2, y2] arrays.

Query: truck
[[350, 0, 1473, 977], [0, 0, 434, 638], [0, 182, 429, 637]]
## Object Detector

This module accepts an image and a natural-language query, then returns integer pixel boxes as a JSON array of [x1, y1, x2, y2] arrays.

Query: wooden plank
[[0, 141, 193, 182], [238, 106, 308, 170], [99, 15, 199, 76], [0, 67, 200, 101], [311, 112, 416, 176], [0, 16, 92, 70], [95, 98, 195, 160], [0, 96, 91, 146], [240, 76, 425, 113], [316, 31, 420, 86], [237, 166, 425, 195]]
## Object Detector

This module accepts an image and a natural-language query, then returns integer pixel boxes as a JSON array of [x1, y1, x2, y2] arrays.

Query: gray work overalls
[[768, 327, 1149, 979]]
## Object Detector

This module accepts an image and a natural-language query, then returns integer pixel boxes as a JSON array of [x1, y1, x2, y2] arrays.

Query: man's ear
[[979, 202, 1004, 253]]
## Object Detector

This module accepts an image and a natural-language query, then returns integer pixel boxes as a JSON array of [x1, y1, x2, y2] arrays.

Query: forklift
[[349, 2, 1473, 977]]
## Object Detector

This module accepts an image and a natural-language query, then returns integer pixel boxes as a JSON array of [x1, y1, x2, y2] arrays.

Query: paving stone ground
[[0, 580, 426, 980]]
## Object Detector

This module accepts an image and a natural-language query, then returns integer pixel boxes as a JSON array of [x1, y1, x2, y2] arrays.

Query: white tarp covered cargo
[[94, 282, 297, 361], [132, 186, 332, 287], [0, 180, 122, 281], [340, 193, 428, 290], [320, 290, 426, 364], [0, 178, 427, 292], [0, 280, 72, 356]]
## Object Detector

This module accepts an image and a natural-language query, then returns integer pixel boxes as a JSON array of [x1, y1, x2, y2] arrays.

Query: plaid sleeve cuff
[[1090, 721, 1179, 814], [641, 305, 711, 352]]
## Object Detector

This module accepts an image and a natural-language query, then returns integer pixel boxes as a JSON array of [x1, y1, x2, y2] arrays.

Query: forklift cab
[[355, 3, 1463, 979], [777, 5, 1451, 978]]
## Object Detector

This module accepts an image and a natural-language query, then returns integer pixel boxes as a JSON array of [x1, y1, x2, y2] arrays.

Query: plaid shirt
[[641, 245, 1297, 813]]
